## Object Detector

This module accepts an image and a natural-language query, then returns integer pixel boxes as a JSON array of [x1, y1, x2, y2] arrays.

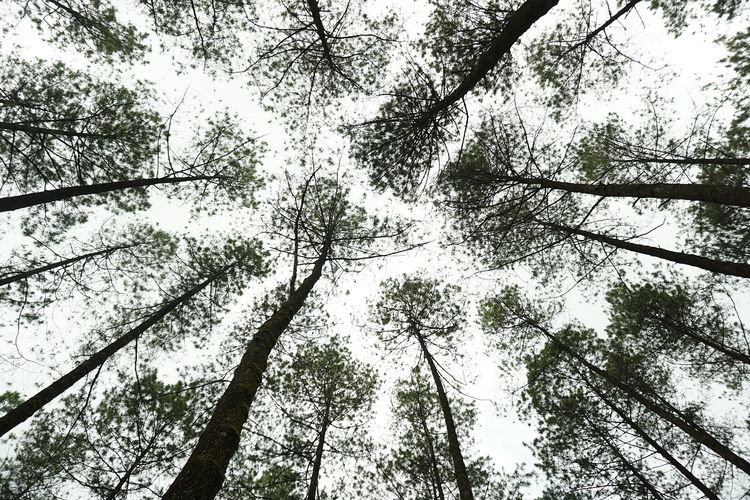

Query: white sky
[[1, 0, 750, 498]]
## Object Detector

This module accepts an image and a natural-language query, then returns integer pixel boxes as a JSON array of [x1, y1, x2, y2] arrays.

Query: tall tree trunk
[[653, 313, 750, 366], [421, 0, 558, 122], [0, 266, 230, 437], [105, 432, 159, 500], [618, 157, 750, 166], [601, 433, 666, 500], [0, 121, 116, 139], [416, 334, 474, 500], [307, 0, 335, 70], [0, 243, 138, 287], [414, 383, 446, 500], [0, 175, 226, 212], [585, 378, 719, 500], [562, 0, 642, 56], [305, 404, 330, 500], [162, 242, 331, 500], [502, 175, 750, 207], [527, 319, 750, 476], [539, 220, 750, 279]]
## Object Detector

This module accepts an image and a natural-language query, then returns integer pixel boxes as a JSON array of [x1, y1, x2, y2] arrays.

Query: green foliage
[[0, 370, 209, 499], [7, 0, 147, 60], [372, 275, 463, 346], [253, 0, 395, 121], [419, 0, 516, 94], [223, 336, 377, 498], [605, 276, 750, 388]]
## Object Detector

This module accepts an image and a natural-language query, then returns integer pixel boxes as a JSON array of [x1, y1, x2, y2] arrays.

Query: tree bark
[[618, 157, 750, 166], [528, 319, 750, 476], [414, 382, 446, 500], [654, 313, 750, 366], [0, 243, 138, 287], [0, 266, 230, 437], [305, 404, 330, 500], [503, 175, 750, 207], [307, 0, 336, 70], [162, 242, 331, 500], [602, 435, 666, 500], [0, 121, 116, 139], [0, 175, 226, 212], [416, 334, 474, 500], [539, 220, 750, 279], [586, 379, 719, 500], [421, 0, 558, 121]]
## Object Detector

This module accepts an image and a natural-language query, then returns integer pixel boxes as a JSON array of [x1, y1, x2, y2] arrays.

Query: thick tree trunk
[[414, 384, 446, 500], [0, 121, 116, 139], [162, 243, 330, 500], [0, 243, 137, 287], [539, 220, 750, 279], [504, 175, 750, 207], [586, 380, 719, 500], [422, 0, 558, 121], [0, 175, 225, 212], [0, 266, 229, 437], [416, 334, 474, 500], [530, 321, 750, 476], [305, 405, 330, 500]]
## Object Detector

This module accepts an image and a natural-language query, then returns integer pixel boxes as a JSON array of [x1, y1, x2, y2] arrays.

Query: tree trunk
[[0, 266, 230, 437], [0, 121, 116, 139], [416, 334, 474, 500], [654, 313, 750, 366], [539, 220, 750, 279], [105, 432, 159, 500], [422, 0, 558, 121], [0, 175, 226, 212], [504, 175, 750, 207], [307, 0, 336, 70], [585, 379, 719, 500], [414, 383, 446, 500], [529, 320, 750, 476], [602, 435, 666, 500], [305, 405, 330, 500], [162, 242, 331, 500], [618, 157, 750, 166], [0, 243, 138, 287]]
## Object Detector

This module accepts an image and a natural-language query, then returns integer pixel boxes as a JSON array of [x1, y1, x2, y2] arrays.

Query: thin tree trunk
[[305, 404, 330, 500], [421, 0, 558, 121], [105, 432, 159, 500], [654, 313, 750, 366], [0, 121, 116, 139], [585, 379, 719, 500], [539, 220, 750, 279], [0, 266, 230, 437], [307, 0, 335, 70], [600, 433, 666, 500], [618, 157, 750, 166], [416, 334, 474, 500], [526, 318, 750, 476], [503, 175, 750, 207], [0, 175, 227, 212], [414, 383, 446, 500], [162, 242, 331, 500], [0, 243, 138, 287], [562, 0, 642, 57]]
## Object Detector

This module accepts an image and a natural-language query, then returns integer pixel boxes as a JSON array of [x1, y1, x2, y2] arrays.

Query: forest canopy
[[0, 0, 749, 498]]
